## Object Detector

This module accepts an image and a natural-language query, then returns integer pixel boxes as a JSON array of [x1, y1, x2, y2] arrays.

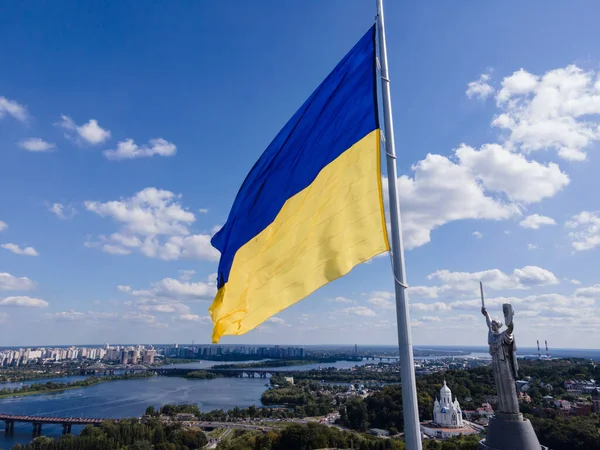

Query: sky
[[1, 1, 600, 349]]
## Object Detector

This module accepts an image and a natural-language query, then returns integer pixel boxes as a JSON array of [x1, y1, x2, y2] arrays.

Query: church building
[[433, 380, 464, 428]]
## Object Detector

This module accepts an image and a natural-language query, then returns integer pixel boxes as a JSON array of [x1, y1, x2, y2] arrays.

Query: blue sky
[[1, 1, 599, 348]]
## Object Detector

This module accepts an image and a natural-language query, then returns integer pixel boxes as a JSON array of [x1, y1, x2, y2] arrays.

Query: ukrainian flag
[[209, 26, 389, 343]]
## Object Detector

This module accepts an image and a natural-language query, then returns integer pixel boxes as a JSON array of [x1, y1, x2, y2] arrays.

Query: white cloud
[[407, 286, 441, 298], [267, 317, 290, 327], [57, 115, 111, 145], [85, 188, 194, 235], [102, 244, 131, 255], [178, 270, 196, 281], [472, 231, 483, 238], [574, 284, 600, 298], [458, 314, 477, 322], [329, 296, 354, 304], [44, 310, 129, 322], [403, 287, 598, 332], [527, 244, 538, 250], [117, 285, 132, 292], [49, 203, 76, 220], [520, 214, 556, 229], [0, 273, 36, 291], [432, 265, 559, 290], [1, 243, 39, 256], [493, 65, 600, 161], [496, 69, 539, 104], [138, 302, 190, 314], [455, 144, 569, 204], [19, 138, 55, 152], [0, 221, 7, 232], [385, 141, 568, 249], [0, 96, 27, 122], [567, 279, 581, 285], [84, 187, 219, 261], [566, 211, 600, 251], [367, 294, 395, 310], [44, 310, 87, 321], [103, 138, 176, 160], [466, 73, 494, 100], [176, 314, 211, 323], [0, 296, 48, 308], [338, 306, 377, 317], [411, 302, 452, 312], [132, 276, 216, 300], [410, 265, 559, 298], [122, 311, 167, 328], [420, 315, 442, 322]]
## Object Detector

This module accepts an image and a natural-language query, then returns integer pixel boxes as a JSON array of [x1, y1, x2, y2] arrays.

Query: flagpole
[[376, 1, 422, 449]]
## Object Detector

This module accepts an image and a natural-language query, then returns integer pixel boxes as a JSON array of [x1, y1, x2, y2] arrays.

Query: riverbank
[[0, 373, 153, 399]]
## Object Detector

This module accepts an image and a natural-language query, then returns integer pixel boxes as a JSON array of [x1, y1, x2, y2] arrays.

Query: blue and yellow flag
[[209, 26, 389, 343]]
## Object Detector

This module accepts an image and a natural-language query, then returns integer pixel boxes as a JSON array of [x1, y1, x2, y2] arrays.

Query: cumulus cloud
[[0, 96, 27, 122], [176, 314, 211, 324], [43, 310, 115, 321], [0, 221, 7, 232], [0, 296, 48, 308], [409, 265, 559, 298], [122, 311, 167, 328], [411, 302, 452, 312], [520, 214, 556, 229], [117, 285, 132, 292], [574, 284, 600, 298], [527, 244, 538, 250], [455, 144, 569, 204], [367, 292, 395, 311], [384, 142, 568, 249], [19, 138, 55, 152], [103, 138, 176, 160], [121, 273, 216, 318], [132, 276, 217, 300], [466, 73, 494, 100], [493, 65, 600, 161], [266, 317, 290, 327], [404, 285, 598, 332], [420, 315, 442, 322], [1, 243, 39, 256], [84, 187, 219, 261], [56, 115, 111, 145], [338, 306, 377, 317], [566, 211, 600, 251], [178, 270, 196, 281], [49, 203, 76, 220], [472, 231, 483, 239], [138, 302, 190, 314], [328, 296, 354, 304], [0, 273, 36, 291]]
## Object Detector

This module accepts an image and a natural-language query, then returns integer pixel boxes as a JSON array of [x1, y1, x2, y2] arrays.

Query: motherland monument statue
[[477, 283, 548, 450]]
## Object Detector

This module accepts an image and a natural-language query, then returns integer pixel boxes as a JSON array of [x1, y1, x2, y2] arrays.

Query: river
[[0, 359, 373, 447], [0, 376, 269, 447]]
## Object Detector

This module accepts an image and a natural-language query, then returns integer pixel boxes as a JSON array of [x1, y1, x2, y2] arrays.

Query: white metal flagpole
[[376, 1, 422, 449]]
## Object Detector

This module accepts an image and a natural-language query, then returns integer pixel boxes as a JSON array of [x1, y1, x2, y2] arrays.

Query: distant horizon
[[1, 343, 598, 352]]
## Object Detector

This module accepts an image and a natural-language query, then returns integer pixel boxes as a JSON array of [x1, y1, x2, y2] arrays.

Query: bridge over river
[[0, 413, 274, 438], [155, 367, 303, 378], [0, 413, 109, 436]]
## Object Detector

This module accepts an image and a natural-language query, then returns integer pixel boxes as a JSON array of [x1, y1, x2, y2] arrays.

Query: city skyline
[[1, 1, 600, 348]]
